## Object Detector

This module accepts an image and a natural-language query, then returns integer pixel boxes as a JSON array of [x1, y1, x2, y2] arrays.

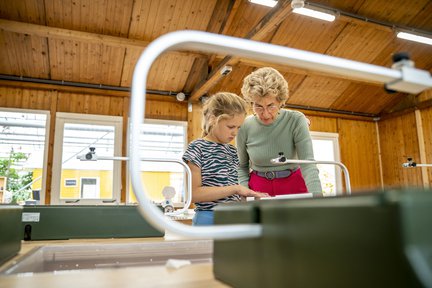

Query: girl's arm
[[188, 162, 268, 202]]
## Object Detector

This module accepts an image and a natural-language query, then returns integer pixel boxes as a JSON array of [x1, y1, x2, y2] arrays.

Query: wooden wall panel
[[1, 86, 188, 120], [338, 119, 381, 191], [0, 86, 52, 110], [145, 99, 187, 121], [420, 106, 432, 184], [378, 112, 423, 187], [187, 102, 203, 143], [307, 115, 338, 133]]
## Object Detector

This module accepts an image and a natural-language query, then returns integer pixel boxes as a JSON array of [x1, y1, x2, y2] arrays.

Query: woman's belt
[[252, 168, 298, 180]]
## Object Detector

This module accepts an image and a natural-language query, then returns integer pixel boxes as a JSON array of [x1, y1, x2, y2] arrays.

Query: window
[[80, 177, 100, 199], [64, 179, 77, 187], [52, 113, 122, 204], [310, 132, 342, 196], [0, 109, 49, 204], [127, 120, 187, 206]]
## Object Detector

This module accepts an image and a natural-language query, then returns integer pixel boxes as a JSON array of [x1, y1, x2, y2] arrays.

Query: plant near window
[[0, 150, 33, 203]]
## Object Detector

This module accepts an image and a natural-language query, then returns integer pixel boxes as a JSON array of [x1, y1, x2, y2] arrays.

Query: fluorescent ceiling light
[[397, 32, 432, 46], [293, 7, 336, 22], [248, 0, 277, 8]]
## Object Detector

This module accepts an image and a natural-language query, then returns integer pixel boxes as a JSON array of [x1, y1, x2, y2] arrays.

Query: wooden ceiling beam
[[189, 0, 293, 102], [0, 19, 206, 58], [183, 0, 241, 95], [220, 0, 242, 36], [379, 89, 432, 120], [207, 0, 242, 67], [190, 57, 240, 101]]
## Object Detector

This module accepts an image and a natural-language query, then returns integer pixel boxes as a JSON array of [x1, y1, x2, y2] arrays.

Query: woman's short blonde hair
[[201, 92, 248, 137], [241, 67, 289, 103]]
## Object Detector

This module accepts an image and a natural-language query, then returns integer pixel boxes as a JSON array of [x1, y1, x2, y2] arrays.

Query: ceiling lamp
[[291, 0, 304, 9], [293, 7, 336, 22], [396, 31, 432, 46], [248, 0, 278, 8]]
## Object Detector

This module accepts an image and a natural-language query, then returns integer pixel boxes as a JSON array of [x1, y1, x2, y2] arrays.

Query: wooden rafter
[[182, 0, 241, 94], [0, 19, 206, 58], [188, 0, 293, 102]]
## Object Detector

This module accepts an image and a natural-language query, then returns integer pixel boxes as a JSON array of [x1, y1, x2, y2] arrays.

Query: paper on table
[[165, 259, 192, 269]]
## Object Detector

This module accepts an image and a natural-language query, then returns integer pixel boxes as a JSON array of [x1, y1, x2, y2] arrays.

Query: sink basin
[[0, 240, 213, 275]]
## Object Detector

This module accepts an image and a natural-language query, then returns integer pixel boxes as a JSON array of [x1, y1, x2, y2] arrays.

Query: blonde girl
[[183, 92, 268, 226]]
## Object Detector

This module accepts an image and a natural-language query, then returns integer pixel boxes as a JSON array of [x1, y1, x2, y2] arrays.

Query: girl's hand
[[236, 185, 269, 198]]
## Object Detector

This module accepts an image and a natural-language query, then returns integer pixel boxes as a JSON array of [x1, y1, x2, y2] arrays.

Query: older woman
[[237, 67, 322, 196]]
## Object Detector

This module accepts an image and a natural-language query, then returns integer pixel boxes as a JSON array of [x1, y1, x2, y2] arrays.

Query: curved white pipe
[[80, 155, 193, 216], [129, 30, 432, 240], [271, 159, 351, 194]]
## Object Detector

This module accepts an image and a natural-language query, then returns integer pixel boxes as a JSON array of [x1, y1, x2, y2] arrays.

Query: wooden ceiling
[[0, 0, 431, 116]]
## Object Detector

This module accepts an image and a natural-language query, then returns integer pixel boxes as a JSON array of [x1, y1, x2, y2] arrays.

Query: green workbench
[[21, 205, 164, 240], [214, 189, 432, 288], [0, 205, 22, 265]]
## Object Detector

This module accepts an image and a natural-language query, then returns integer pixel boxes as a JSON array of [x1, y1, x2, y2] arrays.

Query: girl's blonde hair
[[241, 67, 289, 103], [202, 92, 248, 137]]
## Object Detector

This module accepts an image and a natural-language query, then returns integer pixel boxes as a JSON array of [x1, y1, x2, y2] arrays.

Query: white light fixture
[[293, 7, 336, 22], [397, 31, 432, 46], [248, 0, 277, 8], [176, 92, 186, 101], [291, 0, 304, 9]]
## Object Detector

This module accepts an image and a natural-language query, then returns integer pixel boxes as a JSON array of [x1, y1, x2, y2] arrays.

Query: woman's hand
[[236, 185, 269, 198]]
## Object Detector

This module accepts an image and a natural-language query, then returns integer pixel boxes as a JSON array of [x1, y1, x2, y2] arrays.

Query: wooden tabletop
[[0, 237, 229, 288]]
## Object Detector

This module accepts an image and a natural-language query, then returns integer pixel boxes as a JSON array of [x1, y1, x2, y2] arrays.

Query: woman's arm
[[293, 114, 323, 195], [188, 162, 267, 202]]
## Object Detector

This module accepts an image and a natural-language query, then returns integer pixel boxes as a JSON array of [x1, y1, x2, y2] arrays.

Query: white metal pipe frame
[[270, 158, 352, 194], [129, 30, 432, 240]]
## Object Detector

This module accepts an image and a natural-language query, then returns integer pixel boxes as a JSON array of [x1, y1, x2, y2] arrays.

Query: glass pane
[[60, 123, 114, 200], [0, 111, 47, 204], [312, 139, 338, 196], [129, 122, 186, 205]]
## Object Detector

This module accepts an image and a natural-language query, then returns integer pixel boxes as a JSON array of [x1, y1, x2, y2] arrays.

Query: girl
[[183, 92, 268, 226]]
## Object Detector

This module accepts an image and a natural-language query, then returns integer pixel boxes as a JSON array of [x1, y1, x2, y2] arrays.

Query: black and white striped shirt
[[182, 139, 241, 211]]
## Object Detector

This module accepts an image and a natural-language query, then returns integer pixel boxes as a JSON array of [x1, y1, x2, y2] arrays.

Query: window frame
[[0, 107, 50, 204], [310, 131, 343, 195], [126, 118, 188, 205], [51, 112, 122, 205]]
